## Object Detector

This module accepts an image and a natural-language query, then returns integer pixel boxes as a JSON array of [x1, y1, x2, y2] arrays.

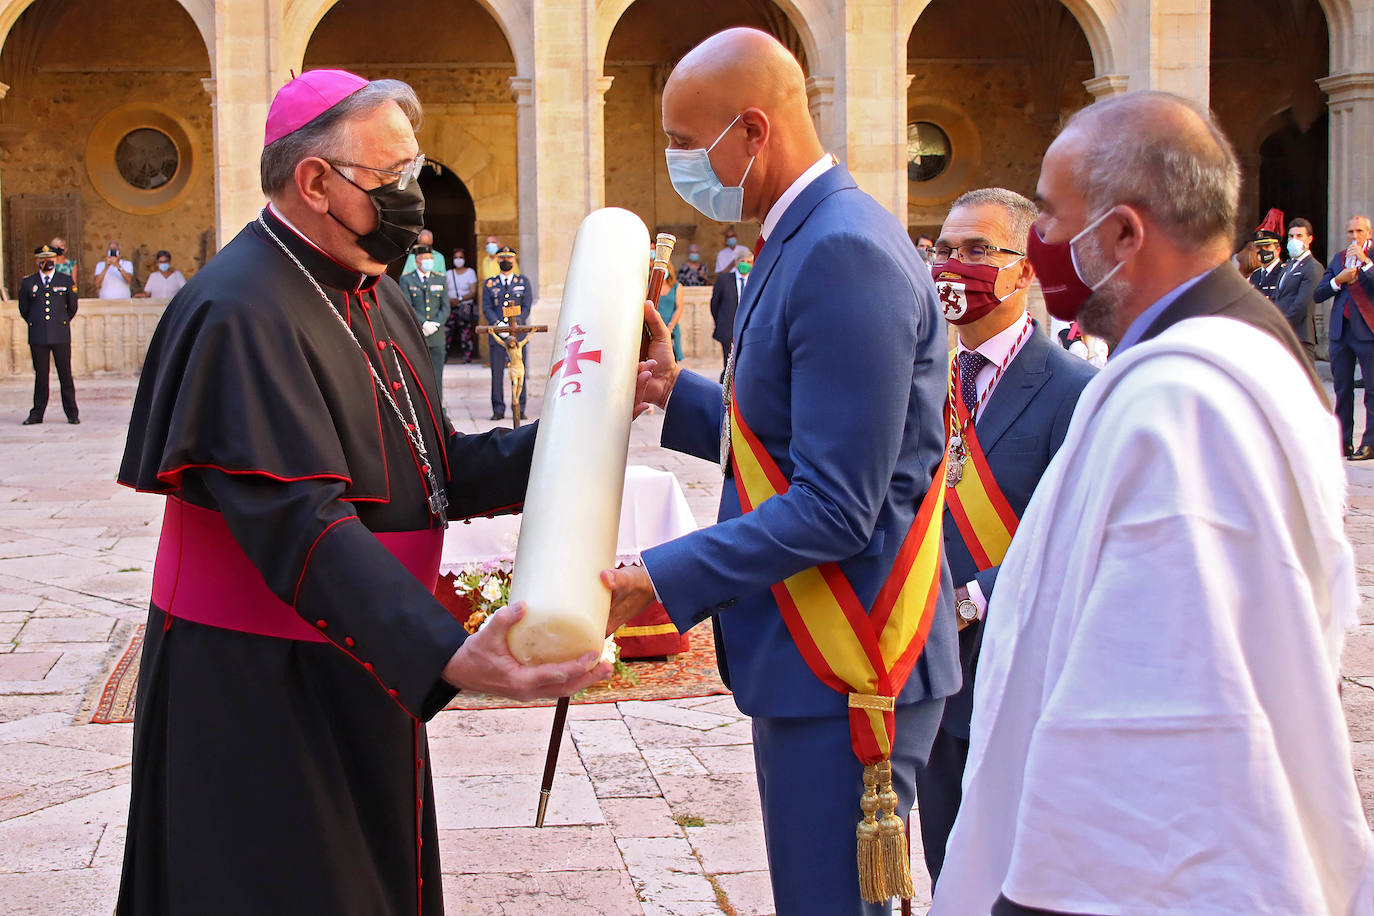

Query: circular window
[[86, 105, 200, 215], [907, 122, 951, 183], [115, 128, 179, 190]]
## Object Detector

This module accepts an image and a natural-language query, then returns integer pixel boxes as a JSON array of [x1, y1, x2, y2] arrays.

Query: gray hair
[[1061, 91, 1240, 247], [260, 79, 422, 197], [1354, 214, 1373, 231], [949, 187, 1038, 251]]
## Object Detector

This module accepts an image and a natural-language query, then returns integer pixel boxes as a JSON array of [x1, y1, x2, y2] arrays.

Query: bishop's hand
[[634, 301, 679, 418], [442, 602, 612, 700]]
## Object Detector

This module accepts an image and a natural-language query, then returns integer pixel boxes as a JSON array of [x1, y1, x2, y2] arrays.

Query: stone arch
[[595, 0, 822, 76], [1314, 0, 1356, 73], [900, 0, 1119, 77], [282, 0, 530, 77], [0, 0, 215, 66]]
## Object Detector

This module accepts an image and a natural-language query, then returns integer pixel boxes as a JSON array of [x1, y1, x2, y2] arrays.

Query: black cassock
[[116, 207, 537, 915]]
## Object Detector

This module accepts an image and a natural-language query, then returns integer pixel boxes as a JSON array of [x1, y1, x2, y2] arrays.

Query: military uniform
[[18, 246, 79, 424], [399, 259, 451, 406], [480, 255, 532, 419]]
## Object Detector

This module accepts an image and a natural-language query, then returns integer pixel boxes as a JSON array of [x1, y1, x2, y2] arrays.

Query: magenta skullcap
[[264, 69, 369, 146]]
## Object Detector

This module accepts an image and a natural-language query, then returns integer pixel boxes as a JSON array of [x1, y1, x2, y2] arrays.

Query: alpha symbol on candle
[[550, 338, 603, 379]]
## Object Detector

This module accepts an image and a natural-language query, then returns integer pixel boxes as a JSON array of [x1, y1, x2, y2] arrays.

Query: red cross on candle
[[550, 338, 602, 378]]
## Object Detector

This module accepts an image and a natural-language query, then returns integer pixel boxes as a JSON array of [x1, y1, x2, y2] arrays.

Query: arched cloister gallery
[[0, 0, 1369, 325]]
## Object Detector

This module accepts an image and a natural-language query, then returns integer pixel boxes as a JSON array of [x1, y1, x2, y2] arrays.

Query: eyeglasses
[[931, 242, 1024, 264], [327, 152, 426, 190]]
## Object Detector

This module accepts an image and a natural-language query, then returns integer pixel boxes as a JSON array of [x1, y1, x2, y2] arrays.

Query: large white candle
[[506, 208, 650, 665]]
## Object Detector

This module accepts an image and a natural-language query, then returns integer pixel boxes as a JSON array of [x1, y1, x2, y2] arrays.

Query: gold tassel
[[876, 759, 914, 900], [856, 763, 885, 903]]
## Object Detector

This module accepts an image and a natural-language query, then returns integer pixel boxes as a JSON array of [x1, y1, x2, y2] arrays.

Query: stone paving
[[0, 358, 1371, 915]]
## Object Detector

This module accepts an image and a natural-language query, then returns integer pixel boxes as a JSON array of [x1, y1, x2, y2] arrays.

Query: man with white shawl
[[933, 90, 1374, 915]]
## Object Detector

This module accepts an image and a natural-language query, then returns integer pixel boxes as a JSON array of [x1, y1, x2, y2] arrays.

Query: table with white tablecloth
[[438, 465, 698, 657]]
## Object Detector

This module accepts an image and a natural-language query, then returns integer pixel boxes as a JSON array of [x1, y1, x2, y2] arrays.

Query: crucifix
[[476, 303, 548, 429]]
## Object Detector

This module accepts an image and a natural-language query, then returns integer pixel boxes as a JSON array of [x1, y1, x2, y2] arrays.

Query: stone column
[[806, 76, 836, 154], [526, 0, 604, 312], [509, 75, 536, 293], [823, 1, 909, 220], [0, 80, 9, 297], [209, 0, 278, 249], [1083, 74, 1129, 101], [1318, 72, 1374, 256], [1117, 0, 1210, 106]]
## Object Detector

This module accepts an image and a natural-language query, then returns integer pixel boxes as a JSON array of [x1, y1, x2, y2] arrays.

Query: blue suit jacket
[[940, 330, 1096, 738], [641, 166, 961, 719], [1314, 244, 1374, 343]]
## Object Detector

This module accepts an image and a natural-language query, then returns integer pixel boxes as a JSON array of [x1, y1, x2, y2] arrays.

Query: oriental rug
[[88, 623, 144, 724], [445, 626, 729, 710], [89, 621, 730, 722]]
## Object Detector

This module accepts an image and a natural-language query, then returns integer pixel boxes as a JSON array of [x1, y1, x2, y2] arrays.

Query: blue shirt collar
[[1112, 270, 1211, 357]]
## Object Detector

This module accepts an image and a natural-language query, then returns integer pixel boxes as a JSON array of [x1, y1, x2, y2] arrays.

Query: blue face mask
[[157, 262, 170, 272], [688, 252, 700, 263], [665, 114, 756, 223], [486, 242, 499, 256]]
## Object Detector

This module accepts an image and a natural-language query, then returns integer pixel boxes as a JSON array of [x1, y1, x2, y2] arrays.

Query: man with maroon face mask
[[914, 188, 1095, 891], [932, 92, 1374, 916]]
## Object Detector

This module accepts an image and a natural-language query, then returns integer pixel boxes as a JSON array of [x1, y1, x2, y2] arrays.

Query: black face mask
[[498, 259, 514, 272], [39, 260, 54, 272], [1257, 248, 1277, 265], [327, 167, 426, 265]]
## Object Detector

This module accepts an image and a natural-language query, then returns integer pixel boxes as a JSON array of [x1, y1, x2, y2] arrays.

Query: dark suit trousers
[[488, 340, 526, 415], [915, 723, 967, 891], [1330, 331, 1374, 448], [751, 697, 943, 916], [29, 343, 77, 421]]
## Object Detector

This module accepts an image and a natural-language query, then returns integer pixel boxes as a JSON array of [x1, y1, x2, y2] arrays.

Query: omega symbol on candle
[[550, 326, 604, 400]]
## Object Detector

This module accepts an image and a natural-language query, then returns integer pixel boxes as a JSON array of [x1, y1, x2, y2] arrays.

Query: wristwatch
[[954, 585, 979, 625]]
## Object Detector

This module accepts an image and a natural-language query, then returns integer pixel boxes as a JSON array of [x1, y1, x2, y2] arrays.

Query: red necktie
[[753, 236, 765, 258]]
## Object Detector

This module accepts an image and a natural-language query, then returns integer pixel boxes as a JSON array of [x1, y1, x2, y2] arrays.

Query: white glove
[[421, 320, 440, 337]]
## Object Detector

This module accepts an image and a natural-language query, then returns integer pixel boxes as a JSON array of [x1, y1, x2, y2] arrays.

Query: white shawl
[[933, 317, 1374, 915]]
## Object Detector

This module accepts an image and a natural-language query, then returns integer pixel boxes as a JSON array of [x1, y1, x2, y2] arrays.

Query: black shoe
[[21, 416, 41, 425], [67, 417, 80, 425], [490, 412, 505, 420], [1346, 444, 1355, 459], [1354, 445, 1374, 461]]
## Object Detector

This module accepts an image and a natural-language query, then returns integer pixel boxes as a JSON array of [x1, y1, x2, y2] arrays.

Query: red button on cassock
[[345, 636, 355, 647], [315, 619, 327, 629], [363, 662, 374, 672], [392, 381, 402, 391], [388, 688, 398, 697], [377, 340, 387, 350]]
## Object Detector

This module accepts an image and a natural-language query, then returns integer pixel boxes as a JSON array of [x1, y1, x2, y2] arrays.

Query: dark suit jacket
[[939, 329, 1096, 738], [1272, 253, 1322, 338], [1248, 259, 1283, 301], [643, 165, 961, 718], [18, 271, 78, 345], [709, 271, 743, 345], [1314, 242, 1374, 343], [1142, 262, 1322, 400]]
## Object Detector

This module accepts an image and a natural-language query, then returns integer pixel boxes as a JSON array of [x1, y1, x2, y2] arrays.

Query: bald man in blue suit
[[604, 28, 959, 916]]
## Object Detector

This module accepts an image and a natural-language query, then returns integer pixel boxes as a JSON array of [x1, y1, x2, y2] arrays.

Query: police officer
[[480, 244, 532, 420], [1250, 212, 1286, 302], [399, 243, 451, 406], [18, 244, 79, 425]]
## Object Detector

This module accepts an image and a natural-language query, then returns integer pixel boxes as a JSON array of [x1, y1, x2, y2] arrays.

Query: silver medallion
[[946, 437, 966, 488]]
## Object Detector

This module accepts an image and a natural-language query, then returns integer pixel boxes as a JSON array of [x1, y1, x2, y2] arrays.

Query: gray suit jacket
[[1272, 253, 1321, 339]]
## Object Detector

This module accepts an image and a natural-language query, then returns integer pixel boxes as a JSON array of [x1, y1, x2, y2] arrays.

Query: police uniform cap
[[33, 244, 58, 259], [496, 245, 517, 257], [412, 244, 433, 255], [1252, 229, 1283, 244]]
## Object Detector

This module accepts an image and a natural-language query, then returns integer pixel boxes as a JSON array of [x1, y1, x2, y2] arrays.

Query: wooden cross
[[476, 301, 548, 428]]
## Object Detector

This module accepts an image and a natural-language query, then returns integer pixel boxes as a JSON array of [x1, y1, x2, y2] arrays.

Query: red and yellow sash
[[945, 386, 1019, 568], [728, 387, 947, 901]]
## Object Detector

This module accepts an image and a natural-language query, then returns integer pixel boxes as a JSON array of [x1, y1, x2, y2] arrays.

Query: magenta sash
[[153, 497, 444, 642]]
